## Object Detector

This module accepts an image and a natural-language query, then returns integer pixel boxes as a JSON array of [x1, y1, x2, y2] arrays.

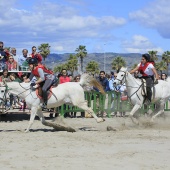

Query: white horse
[[115, 67, 170, 124], [2, 74, 105, 132]]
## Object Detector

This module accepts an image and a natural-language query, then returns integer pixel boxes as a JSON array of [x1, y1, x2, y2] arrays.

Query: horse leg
[[129, 104, 141, 125], [77, 102, 105, 123], [150, 101, 165, 122], [25, 106, 38, 132], [36, 108, 76, 132]]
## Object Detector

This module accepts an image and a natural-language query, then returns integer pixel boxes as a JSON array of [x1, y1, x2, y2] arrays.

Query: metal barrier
[[56, 91, 170, 117]]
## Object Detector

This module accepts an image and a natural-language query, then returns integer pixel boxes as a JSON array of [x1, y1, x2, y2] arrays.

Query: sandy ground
[[0, 110, 170, 170]]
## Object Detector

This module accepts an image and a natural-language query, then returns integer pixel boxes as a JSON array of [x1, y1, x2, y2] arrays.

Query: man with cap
[[129, 53, 159, 104]]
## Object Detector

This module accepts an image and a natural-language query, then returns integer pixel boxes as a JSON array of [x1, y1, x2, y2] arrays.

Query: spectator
[[161, 73, 167, 81], [59, 69, 70, 84], [30, 46, 42, 63], [119, 81, 127, 117], [110, 71, 114, 79], [18, 49, 30, 66], [10, 48, 19, 69], [5, 55, 18, 71], [21, 73, 29, 82], [0, 41, 8, 70], [0, 69, 9, 83], [95, 71, 110, 92], [58, 69, 71, 118]]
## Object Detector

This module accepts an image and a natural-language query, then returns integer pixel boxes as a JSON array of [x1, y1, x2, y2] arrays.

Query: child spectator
[[6, 55, 18, 71]]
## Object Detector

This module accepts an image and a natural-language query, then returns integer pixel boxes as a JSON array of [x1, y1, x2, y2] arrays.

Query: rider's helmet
[[28, 58, 38, 65], [142, 53, 150, 62]]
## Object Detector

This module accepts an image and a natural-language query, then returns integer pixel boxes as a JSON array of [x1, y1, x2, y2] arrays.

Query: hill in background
[[44, 53, 162, 73]]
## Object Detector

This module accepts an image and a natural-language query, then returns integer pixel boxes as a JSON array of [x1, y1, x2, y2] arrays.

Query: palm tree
[[86, 61, 100, 75], [111, 56, 126, 73], [67, 54, 78, 75], [162, 51, 170, 75], [148, 50, 158, 62], [38, 43, 50, 61], [75, 45, 87, 73], [155, 61, 167, 75]]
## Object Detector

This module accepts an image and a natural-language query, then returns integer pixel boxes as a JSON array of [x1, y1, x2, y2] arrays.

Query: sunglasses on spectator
[[9, 58, 14, 59], [0, 46, 3, 48]]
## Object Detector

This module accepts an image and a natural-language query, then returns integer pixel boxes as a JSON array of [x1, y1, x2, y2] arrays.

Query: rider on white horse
[[26, 58, 55, 109], [129, 54, 159, 104]]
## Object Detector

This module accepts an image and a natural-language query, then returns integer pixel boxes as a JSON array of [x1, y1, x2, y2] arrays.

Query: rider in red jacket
[[130, 54, 159, 104], [26, 58, 54, 108]]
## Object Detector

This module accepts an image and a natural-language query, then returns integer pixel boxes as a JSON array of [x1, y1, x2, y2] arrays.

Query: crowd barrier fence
[[56, 91, 170, 117]]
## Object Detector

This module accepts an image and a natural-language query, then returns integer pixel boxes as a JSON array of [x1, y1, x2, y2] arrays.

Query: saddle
[[34, 77, 58, 100], [36, 86, 53, 100]]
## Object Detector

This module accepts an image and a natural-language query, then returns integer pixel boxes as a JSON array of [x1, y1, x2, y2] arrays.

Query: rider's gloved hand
[[30, 82, 36, 87], [154, 79, 158, 84]]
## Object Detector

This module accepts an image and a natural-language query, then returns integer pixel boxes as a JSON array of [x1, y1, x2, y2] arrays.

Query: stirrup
[[40, 103, 47, 109]]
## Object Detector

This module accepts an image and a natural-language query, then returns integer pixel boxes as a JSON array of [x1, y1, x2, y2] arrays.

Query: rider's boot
[[42, 91, 48, 109], [146, 87, 152, 104]]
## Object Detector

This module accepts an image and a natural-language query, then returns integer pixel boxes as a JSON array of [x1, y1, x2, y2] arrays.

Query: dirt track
[[0, 111, 170, 170]]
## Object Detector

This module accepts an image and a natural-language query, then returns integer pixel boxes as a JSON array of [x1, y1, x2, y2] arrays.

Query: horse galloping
[[3, 74, 105, 132], [115, 67, 170, 124]]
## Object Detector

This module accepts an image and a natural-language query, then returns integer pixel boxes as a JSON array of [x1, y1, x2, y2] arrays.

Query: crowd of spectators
[[0, 41, 43, 111], [0, 41, 42, 72]]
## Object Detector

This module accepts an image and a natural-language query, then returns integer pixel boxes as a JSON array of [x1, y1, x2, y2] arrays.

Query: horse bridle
[[115, 70, 144, 102]]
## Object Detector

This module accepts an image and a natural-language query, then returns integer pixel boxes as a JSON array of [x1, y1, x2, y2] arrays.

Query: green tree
[[38, 43, 50, 61], [86, 61, 100, 74], [148, 50, 158, 62], [75, 45, 87, 72], [111, 56, 126, 73], [53, 63, 68, 73], [67, 54, 78, 75], [155, 61, 167, 75], [162, 51, 170, 75]]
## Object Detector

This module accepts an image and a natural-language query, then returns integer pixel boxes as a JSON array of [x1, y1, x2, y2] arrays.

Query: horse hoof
[[67, 127, 76, 132], [97, 118, 105, 123]]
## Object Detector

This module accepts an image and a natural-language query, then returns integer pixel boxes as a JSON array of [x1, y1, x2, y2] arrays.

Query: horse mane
[[80, 73, 105, 95]]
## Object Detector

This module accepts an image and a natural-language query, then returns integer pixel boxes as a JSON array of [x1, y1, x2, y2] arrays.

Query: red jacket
[[138, 62, 151, 76], [31, 53, 42, 63], [59, 76, 70, 84], [32, 65, 53, 77]]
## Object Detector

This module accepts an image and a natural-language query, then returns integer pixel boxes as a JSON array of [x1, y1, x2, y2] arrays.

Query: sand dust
[[0, 111, 170, 170]]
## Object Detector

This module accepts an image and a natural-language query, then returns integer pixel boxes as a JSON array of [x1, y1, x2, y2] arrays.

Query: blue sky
[[1, 0, 170, 55]]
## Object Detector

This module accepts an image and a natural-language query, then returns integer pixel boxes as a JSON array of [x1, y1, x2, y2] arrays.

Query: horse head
[[114, 67, 128, 85]]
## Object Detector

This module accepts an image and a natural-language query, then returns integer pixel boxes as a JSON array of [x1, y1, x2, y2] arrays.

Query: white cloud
[[0, 0, 126, 53], [129, 0, 170, 38], [121, 35, 163, 54]]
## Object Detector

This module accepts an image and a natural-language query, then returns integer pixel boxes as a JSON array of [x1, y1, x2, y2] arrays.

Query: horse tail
[[79, 74, 105, 95]]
